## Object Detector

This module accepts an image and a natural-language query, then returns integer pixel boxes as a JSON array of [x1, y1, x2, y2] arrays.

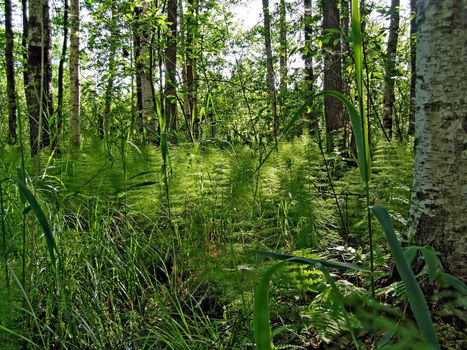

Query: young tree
[[382, 0, 400, 140], [410, 0, 466, 281], [165, 0, 178, 130], [322, 0, 345, 152], [262, 0, 278, 143], [69, 0, 80, 147], [5, 0, 18, 144], [26, 0, 53, 155]]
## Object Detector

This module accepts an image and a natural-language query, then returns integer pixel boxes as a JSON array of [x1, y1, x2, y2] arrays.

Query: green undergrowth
[[0, 137, 446, 349]]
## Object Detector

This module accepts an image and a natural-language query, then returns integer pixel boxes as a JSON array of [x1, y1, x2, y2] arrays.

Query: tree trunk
[[133, 1, 156, 138], [5, 0, 18, 144], [55, 0, 68, 151], [26, 0, 53, 155], [69, 0, 80, 148], [382, 0, 400, 140], [322, 0, 345, 152], [410, 0, 466, 281], [262, 0, 278, 143], [186, 0, 199, 138], [165, 0, 178, 131], [22, 0, 29, 99], [279, 0, 287, 115], [304, 0, 317, 132], [408, 0, 416, 136], [102, 4, 117, 139]]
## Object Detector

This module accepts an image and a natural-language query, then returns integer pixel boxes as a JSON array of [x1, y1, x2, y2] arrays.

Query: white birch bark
[[410, 0, 467, 281]]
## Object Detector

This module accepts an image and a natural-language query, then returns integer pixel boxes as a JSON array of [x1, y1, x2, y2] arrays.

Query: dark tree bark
[[408, 0, 416, 136], [55, 0, 69, 151], [165, 0, 178, 130], [322, 0, 345, 152], [262, 0, 278, 143], [382, 0, 400, 140], [26, 0, 53, 155], [5, 0, 18, 144]]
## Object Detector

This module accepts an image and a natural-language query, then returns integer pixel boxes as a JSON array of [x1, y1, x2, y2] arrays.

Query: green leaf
[[13, 176, 57, 265], [419, 247, 440, 280], [253, 261, 287, 350], [404, 246, 419, 265], [372, 205, 439, 349], [440, 273, 467, 294]]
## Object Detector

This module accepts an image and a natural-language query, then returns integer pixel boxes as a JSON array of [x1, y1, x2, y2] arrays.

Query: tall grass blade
[[351, 0, 370, 177], [372, 205, 439, 349], [13, 175, 57, 265], [253, 261, 286, 350]]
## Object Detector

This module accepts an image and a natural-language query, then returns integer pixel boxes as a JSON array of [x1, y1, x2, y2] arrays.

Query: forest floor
[[0, 137, 465, 349]]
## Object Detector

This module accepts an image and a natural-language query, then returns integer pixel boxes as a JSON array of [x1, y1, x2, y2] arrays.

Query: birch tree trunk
[[279, 0, 287, 114], [408, 0, 416, 136], [382, 0, 400, 140], [410, 0, 467, 281], [262, 0, 278, 143], [26, 0, 53, 155], [69, 0, 80, 148], [5, 0, 18, 144]]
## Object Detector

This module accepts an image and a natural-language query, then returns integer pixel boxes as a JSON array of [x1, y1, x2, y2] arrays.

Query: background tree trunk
[[408, 0, 416, 136], [55, 0, 68, 151], [165, 0, 178, 131], [262, 0, 278, 143], [186, 0, 199, 138], [102, 4, 117, 139], [322, 0, 345, 152], [26, 0, 53, 155], [410, 0, 466, 281], [303, 0, 316, 132], [382, 0, 400, 140], [69, 0, 80, 148], [22, 0, 29, 99], [5, 0, 18, 144], [279, 0, 287, 117]]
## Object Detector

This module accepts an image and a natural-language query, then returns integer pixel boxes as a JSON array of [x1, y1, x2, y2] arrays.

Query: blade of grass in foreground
[[372, 205, 439, 349], [13, 175, 57, 265], [253, 261, 286, 350]]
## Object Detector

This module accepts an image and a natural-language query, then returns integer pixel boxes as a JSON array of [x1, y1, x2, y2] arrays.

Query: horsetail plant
[[253, 1, 439, 348]]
